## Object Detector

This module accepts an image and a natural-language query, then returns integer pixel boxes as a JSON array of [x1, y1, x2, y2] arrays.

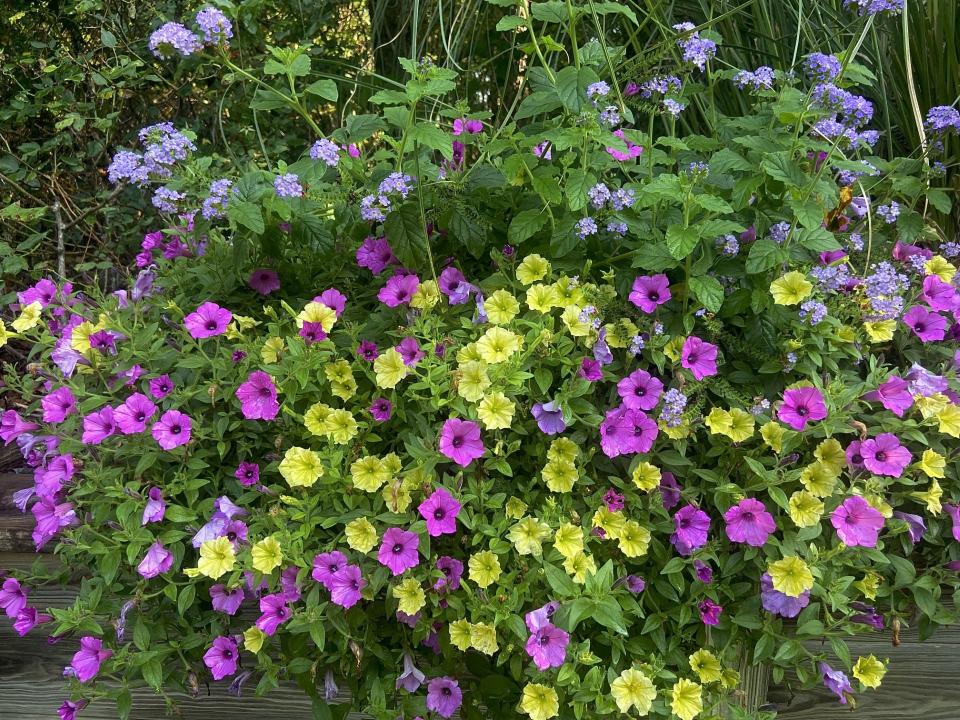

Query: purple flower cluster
[[310, 138, 341, 167], [804, 53, 842, 82], [360, 173, 413, 222], [733, 66, 775, 92], [640, 75, 682, 99], [274, 173, 303, 198], [108, 123, 196, 186], [843, 0, 904, 15], [149, 22, 202, 59], [863, 261, 909, 320], [202, 178, 234, 219], [196, 6, 233, 46], [799, 299, 828, 325], [925, 105, 960, 135], [673, 22, 717, 70]]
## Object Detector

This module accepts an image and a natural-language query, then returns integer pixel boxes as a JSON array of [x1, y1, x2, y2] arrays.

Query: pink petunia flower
[[151, 409, 192, 450], [0, 578, 28, 618], [137, 541, 174, 579], [328, 564, 366, 608], [314, 288, 347, 316], [671, 505, 710, 555], [369, 398, 393, 422], [378, 273, 420, 307], [81, 406, 116, 445], [235, 371, 279, 421], [142, 487, 166, 524], [378, 527, 420, 575], [203, 636, 239, 680], [777, 386, 827, 430], [903, 305, 946, 342], [312, 551, 349, 589], [356, 237, 396, 275], [41, 387, 77, 423], [426, 677, 462, 719], [698, 598, 723, 626], [148, 374, 174, 399], [255, 593, 291, 636], [579, 357, 603, 381], [831, 496, 885, 547], [210, 584, 244, 615], [114, 392, 157, 434], [396, 336, 425, 366], [617, 369, 664, 411], [863, 375, 913, 417], [235, 462, 260, 487], [184, 301, 233, 339], [438, 418, 484, 466], [525, 622, 569, 670], [628, 274, 671, 313], [418, 487, 461, 537], [248, 268, 280, 295], [68, 636, 112, 682], [681, 336, 718, 380], [860, 433, 911, 477], [724, 498, 776, 546]]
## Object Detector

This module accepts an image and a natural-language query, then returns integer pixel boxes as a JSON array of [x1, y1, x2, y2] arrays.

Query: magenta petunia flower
[[831, 496, 885, 547], [724, 498, 776, 547], [148, 374, 174, 399], [204, 636, 239, 680], [945, 504, 960, 542], [142, 487, 165, 524], [378, 272, 420, 307], [624, 575, 646, 593], [418, 487, 462, 537], [184, 301, 232, 339], [19, 278, 57, 307], [41, 387, 77, 423], [209, 584, 244, 615], [235, 371, 279, 421], [671, 505, 710, 555], [114, 392, 157, 434], [531, 401, 566, 435], [378, 527, 420, 575], [0, 410, 39, 445], [860, 433, 911, 477], [698, 598, 723, 626], [0, 578, 28, 618], [863, 375, 913, 417], [426, 677, 463, 719], [693, 560, 713, 584], [438, 418, 484, 466], [820, 662, 853, 704], [137, 541, 174, 579], [617, 369, 664, 411], [68, 636, 112, 682], [14, 606, 52, 636], [356, 236, 396, 275], [396, 336, 425, 366], [893, 510, 927, 543], [681, 336, 719, 380], [922, 274, 958, 312], [58, 699, 87, 720], [357, 340, 379, 361], [397, 652, 425, 693], [280, 566, 302, 603], [329, 564, 366, 608], [248, 268, 280, 295], [760, 572, 809, 618], [81, 406, 116, 445], [525, 622, 569, 670], [777, 386, 827, 430], [600, 406, 658, 458], [235, 461, 260, 486], [369, 397, 393, 422], [315, 288, 347, 316], [628, 274, 671, 313], [312, 551, 349, 589], [903, 305, 947, 342], [300, 322, 327, 344], [579, 357, 603, 381], [525, 601, 560, 632], [434, 556, 463, 591], [151, 409, 192, 450], [256, 593, 291, 636]]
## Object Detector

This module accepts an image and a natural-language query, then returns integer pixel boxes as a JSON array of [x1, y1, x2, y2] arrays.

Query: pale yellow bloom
[[410, 280, 439, 309], [468, 550, 501, 588], [853, 655, 887, 689], [12, 301, 42, 333], [508, 517, 551, 556], [457, 360, 491, 402], [374, 348, 408, 389], [469, 622, 498, 655], [610, 667, 657, 714], [554, 523, 583, 559], [449, 619, 473, 650], [243, 626, 266, 653], [562, 551, 596, 583], [476, 326, 522, 363], [477, 392, 515, 430], [517, 254, 551, 285], [912, 478, 942, 515], [768, 556, 814, 598], [251, 537, 283, 574], [279, 447, 324, 488], [671, 679, 703, 720], [632, 461, 661, 491], [392, 577, 425, 615], [863, 320, 896, 343], [485, 289, 520, 324], [760, 422, 783, 453], [689, 649, 723, 684], [520, 683, 559, 720], [936, 404, 960, 438], [344, 517, 378, 553], [770, 272, 812, 305], [525, 283, 559, 313], [261, 336, 285, 363], [917, 449, 946, 478], [296, 301, 336, 331], [789, 491, 824, 528]]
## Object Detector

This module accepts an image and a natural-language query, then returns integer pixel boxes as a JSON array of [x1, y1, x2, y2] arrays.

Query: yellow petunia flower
[[476, 326, 522, 363], [195, 536, 236, 579], [610, 667, 657, 714], [392, 577, 425, 615], [70, 320, 101, 354], [261, 336, 285, 363], [770, 272, 813, 305], [561, 305, 591, 337], [768, 556, 814, 598], [344, 517, 378, 553], [925, 255, 956, 282], [562, 551, 596, 584], [12, 301, 42, 333], [815, 438, 846, 473], [853, 655, 887, 689], [251, 536, 283, 574], [592, 507, 625, 540], [374, 348, 408, 389], [456, 341, 483, 364], [917, 449, 946, 478], [506, 496, 528, 519], [517, 254, 551, 285], [788, 491, 824, 528], [704, 407, 732, 436], [760, 421, 783, 453], [485, 289, 520, 324], [468, 550, 502, 588], [855, 572, 880, 600], [520, 683, 559, 720], [547, 437, 579, 464], [324, 408, 358, 445], [304, 402, 333, 436], [911, 478, 942, 515], [279, 447, 324, 488], [916, 393, 950, 419], [243, 626, 266, 653], [296, 301, 336, 332], [863, 320, 896, 343], [449, 619, 473, 651], [604, 318, 638, 348], [554, 523, 584, 559], [469, 622, 498, 655], [526, 283, 560, 313], [457, 360, 491, 402], [800, 462, 838, 498], [508, 517, 551, 556], [478, 392, 515, 430], [689, 649, 723, 684], [0, 319, 8, 348], [936, 404, 960, 438], [410, 280, 440, 309], [542, 459, 578, 493], [671, 679, 703, 720], [351, 456, 389, 492], [632, 461, 661, 491], [618, 521, 651, 558]]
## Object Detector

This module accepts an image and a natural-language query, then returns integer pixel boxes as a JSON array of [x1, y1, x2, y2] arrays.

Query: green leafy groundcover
[[2, 2, 960, 719]]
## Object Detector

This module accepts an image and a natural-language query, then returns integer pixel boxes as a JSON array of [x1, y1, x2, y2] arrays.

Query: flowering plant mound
[[2, 2, 960, 720]]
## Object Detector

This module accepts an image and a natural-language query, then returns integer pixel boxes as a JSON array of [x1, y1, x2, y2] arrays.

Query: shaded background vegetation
[[0, 0, 957, 304]]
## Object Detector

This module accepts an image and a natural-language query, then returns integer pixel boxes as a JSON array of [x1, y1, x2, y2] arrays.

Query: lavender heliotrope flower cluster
[[108, 122, 196, 186], [149, 7, 233, 59], [733, 66, 775, 92], [673, 22, 717, 71], [361, 172, 413, 222]]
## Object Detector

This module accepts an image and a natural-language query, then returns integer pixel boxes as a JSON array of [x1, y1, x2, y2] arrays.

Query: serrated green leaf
[[665, 224, 700, 260], [689, 276, 724, 312], [508, 208, 548, 244]]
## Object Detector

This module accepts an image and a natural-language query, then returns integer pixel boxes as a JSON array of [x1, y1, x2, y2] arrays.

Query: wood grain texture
[[0, 471, 36, 553]]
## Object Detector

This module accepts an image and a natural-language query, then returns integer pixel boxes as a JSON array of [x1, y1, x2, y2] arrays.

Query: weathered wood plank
[[0, 471, 36, 553]]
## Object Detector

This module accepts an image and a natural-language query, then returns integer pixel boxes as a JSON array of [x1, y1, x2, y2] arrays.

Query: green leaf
[[665, 224, 700, 260], [926, 188, 952, 214], [515, 90, 563, 120], [368, 89, 409, 106], [631, 241, 679, 272], [508, 208, 548, 244], [305, 79, 338, 102], [288, 54, 311, 78], [408, 123, 453, 159], [177, 585, 196, 616], [383, 203, 428, 267], [761, 152, 807, 188], [693, 194, 734, 215], [590, 1, 639, 24], [543, 562, 578, 597], [710, 148, 753, 173], [745, 238, 787, 274], [530, 2, 566, 23], [142, 659, 163, 690], [102, 549, 120, 584], [555, 65, 600, 113], [101, 29, 117, 48], [689, 276, 724, 312], [796, 227, 841, 252], [116, 690, 132, 720], [495, 15, 527, 31], [229, 201, 265, 234]]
